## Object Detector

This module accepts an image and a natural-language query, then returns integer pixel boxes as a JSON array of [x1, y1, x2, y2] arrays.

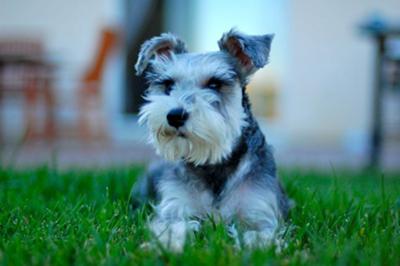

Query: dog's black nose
[[167, 108, 189, 128]]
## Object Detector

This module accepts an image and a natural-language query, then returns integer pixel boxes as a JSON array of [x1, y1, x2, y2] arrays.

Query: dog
[[131, 29, 289, 251]]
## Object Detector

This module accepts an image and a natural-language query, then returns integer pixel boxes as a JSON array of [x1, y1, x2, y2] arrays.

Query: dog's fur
[[131, 29, 289, 251]]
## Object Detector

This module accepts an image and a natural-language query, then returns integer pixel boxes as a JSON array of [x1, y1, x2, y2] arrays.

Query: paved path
[[1, 140, 399, 171]]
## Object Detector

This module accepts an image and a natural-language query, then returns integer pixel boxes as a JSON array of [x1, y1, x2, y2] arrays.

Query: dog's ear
[[135, 33, 187, 76], [218, 29, 273, 76]]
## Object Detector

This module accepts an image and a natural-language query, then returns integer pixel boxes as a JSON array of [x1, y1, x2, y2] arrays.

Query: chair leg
[[0, 89, 3, 146], [78, 86, 107, 141], [24, 78, 38, 142], [43, 80, 56, 141]]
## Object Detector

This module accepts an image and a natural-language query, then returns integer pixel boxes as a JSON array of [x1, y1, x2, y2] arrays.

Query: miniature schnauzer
[[131, 29, 289, 251]]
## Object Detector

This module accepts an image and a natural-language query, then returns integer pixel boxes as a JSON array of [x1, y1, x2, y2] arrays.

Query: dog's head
[[135, 29, 273, 165]]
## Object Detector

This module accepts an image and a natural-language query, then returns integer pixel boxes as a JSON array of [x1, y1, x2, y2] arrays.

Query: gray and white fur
[[131, 29, 289, 251]]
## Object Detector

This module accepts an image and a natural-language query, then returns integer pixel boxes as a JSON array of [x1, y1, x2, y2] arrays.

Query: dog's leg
[[238, 188, 280, 248], [149, 180, 203, 252]]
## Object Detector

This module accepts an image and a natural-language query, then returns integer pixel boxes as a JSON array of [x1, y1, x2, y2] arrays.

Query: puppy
[[131, 29, 289, 251]]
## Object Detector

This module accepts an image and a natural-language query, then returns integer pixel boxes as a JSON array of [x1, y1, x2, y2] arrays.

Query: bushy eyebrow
[[206, 69, 238, 84], [145, 71, 174, 85], [153, 76, 175, 85]]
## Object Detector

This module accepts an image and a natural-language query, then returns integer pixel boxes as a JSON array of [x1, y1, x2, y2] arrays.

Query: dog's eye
[[205, 77, 224, 91], [157, 79, 175, 95]]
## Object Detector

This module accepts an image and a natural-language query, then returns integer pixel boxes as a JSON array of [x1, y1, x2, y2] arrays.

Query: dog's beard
[[139, 92, 245, 165], [154, 111, 232, 165]]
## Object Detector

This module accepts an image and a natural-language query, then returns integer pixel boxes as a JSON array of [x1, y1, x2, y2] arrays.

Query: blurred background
[[0, 0, 399, 170]]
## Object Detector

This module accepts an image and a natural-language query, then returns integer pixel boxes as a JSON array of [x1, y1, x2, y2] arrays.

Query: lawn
[[0, 166, 399, 265]]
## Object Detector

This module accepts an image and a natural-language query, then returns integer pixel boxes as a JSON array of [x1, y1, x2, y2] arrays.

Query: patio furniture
[[77, 28, 118, 140], [361, 17, 400, 168], [0, 39, 56, 143]]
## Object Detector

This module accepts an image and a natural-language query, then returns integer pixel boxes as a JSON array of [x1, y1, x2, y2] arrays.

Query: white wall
[[189, 0, 289, 80], [282, 0, 400, 150]]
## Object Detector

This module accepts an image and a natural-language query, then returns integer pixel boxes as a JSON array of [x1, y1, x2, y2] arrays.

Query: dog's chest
[[186, 145, 248, 197], [188, 156, 251, 216], [191, 188, 237, 220]]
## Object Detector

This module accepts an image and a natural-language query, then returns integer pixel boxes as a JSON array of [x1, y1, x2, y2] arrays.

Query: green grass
[[0, 166, 400, 265]]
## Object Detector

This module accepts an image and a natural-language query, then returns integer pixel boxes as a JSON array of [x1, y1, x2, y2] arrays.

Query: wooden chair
[[0, 39, 56, 143], [77, 28, 118, 140]]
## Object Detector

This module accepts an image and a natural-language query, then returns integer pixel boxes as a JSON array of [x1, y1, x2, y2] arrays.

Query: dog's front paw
[[150, 220, 187, 252], [243, 230, 274, 248]]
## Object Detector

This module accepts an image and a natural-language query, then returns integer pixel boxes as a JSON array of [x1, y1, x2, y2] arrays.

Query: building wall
[[283, 0, 400, 151]]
